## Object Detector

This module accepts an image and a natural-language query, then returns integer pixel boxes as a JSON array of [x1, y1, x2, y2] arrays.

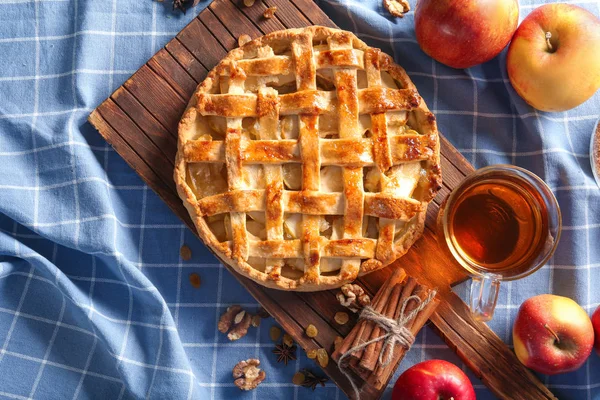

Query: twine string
[[338, 289, 437, 400]]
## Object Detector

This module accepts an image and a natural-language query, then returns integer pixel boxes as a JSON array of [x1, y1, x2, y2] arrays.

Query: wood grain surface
[[88, 1, 556, 398]]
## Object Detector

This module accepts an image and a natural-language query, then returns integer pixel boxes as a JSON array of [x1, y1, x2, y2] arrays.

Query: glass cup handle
[[469, 273, 501, 322]]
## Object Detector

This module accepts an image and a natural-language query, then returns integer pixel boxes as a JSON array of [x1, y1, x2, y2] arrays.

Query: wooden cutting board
[[88, 1, 556, 398]]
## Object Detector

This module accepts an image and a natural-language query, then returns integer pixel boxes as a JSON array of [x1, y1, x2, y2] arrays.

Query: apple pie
[[174, 26, 441, 291]]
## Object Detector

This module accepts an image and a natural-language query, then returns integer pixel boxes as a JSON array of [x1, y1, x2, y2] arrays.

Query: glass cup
[[437, 165, 562, 321]]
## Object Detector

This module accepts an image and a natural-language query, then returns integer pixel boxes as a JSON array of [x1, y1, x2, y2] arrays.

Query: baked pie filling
[[175, 27, 441, 290]]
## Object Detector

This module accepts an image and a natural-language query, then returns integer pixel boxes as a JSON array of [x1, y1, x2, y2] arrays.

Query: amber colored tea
[[446, 179, 549, 274], [438, 165, 561, 321]]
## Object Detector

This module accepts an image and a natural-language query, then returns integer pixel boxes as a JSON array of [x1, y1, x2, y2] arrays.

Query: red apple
[[415, 0, 519, 69], [392, 359, 476, 400], [593, 305, 600, 355], [513, 294, 594, 375], [507, 3, 600, 111]]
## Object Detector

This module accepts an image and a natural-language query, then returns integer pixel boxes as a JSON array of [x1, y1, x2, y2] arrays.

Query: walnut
[[383, 0, 410, 18], [218, 305, 242, 333], [233, 359, 266, 391], [263, 6, 277, 19], [234, 310, 246, 324], [228, 312, 252, 340], [238, 34, 251, 47], [218, 305, 252, 340], [337, 284, 370, 313]]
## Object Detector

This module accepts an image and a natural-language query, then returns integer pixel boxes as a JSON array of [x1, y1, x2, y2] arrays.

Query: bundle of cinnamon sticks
[[331, 268, 439, 391]]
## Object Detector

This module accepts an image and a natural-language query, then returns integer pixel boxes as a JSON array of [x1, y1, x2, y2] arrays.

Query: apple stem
[[544, 324, 560, 344], [545, 32, 554, 52]]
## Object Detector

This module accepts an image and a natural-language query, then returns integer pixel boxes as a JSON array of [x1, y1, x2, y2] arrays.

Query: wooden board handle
[[430, 292, 557, 400]]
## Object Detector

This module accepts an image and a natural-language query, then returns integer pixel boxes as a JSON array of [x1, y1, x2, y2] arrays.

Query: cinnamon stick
[[372, 285, 427, 376], [393, 279, 420, 321], [332, 268, 406, 364], [399, 285, 426, 329], [358, 283, 403, 371], [369, 293, 440, 390], [347, 269, 406, 363], [375, 278, 419, 363], [333, 269, 442, 394], [359, 278, 418, 371], [332, 325, 358, 364], [346, 293, 388, 362], [347, 289, 393, 366], [375, 283, 424, 366]]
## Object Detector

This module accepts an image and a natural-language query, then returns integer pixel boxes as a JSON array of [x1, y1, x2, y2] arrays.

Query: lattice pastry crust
[[175, 26, 441, 291]]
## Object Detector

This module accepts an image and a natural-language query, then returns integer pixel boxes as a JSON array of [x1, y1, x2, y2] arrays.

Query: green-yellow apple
[[415, 0, 519, 69], [593, 305, 600, 355], [513, 294, 594, 375], [507, 3, 600, 112]]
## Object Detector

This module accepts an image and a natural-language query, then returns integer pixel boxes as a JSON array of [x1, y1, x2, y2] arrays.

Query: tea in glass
[[438, 165, 561, 321]]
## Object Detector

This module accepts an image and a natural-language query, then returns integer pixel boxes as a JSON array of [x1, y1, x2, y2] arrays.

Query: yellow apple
[[507, 3, 600, 112]]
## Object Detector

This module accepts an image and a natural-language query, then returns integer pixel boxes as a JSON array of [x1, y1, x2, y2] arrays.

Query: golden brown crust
[[174, 26, 442, 291]]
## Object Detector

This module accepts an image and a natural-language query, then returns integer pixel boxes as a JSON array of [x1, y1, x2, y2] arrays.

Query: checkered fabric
[[0, 0, 598, 399]]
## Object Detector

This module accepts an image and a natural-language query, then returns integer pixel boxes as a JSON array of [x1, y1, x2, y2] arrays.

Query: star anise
[[272, 342, 297, 365], [300, 369, 328, 390]]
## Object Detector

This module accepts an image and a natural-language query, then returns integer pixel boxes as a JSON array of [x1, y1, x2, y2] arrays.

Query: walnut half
[[218, 305, 252, 341], [383, 0, 410, 18], [233, 359, 266, 391], [337, 284, 370, 313]]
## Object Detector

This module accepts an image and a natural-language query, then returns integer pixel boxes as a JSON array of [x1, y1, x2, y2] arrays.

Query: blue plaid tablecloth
[[0, 0, 598, 399]]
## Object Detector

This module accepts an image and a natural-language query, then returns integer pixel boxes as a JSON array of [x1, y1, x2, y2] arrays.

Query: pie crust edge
[[174, 26, 442, 291]]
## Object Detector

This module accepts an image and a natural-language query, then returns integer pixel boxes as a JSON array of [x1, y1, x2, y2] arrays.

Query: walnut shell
[[233, 359, 266, 390], [337, 284, 370, 312]]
